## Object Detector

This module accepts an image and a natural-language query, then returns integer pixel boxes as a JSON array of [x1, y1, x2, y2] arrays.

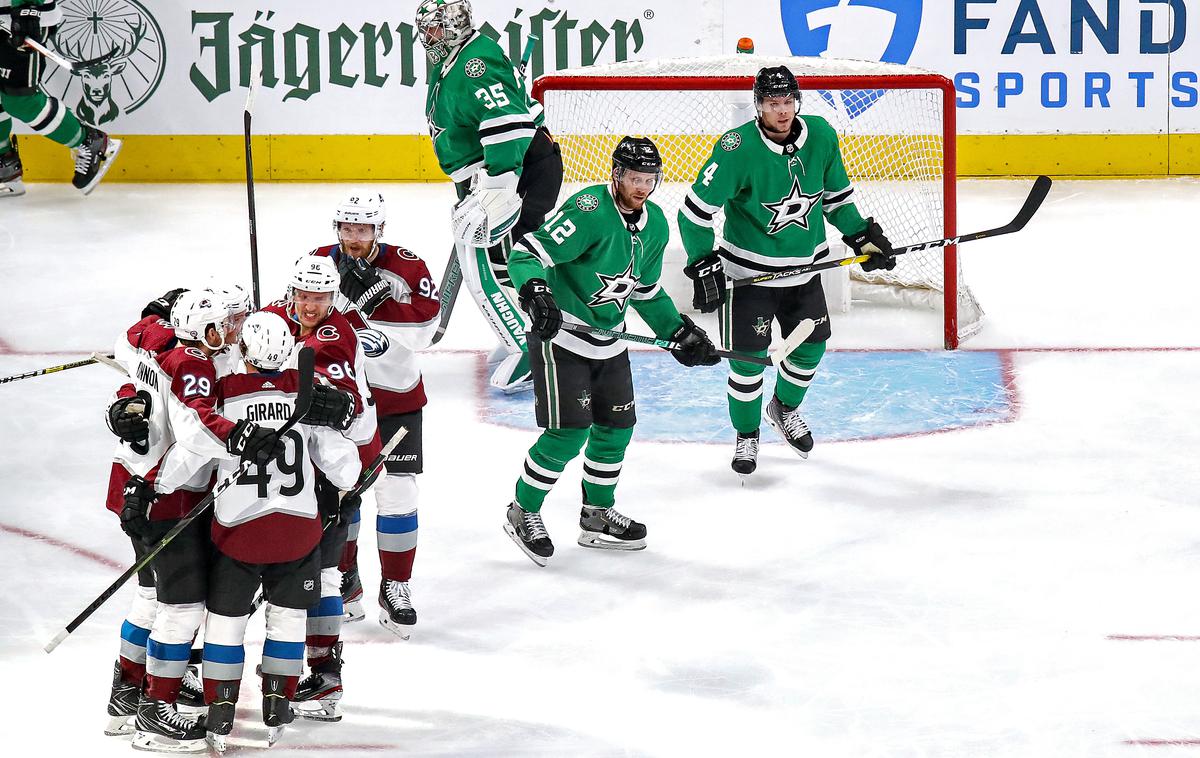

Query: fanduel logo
[[780, 0, 923, 118]]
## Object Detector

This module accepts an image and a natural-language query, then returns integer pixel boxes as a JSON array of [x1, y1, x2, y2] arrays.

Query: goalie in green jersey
[[678, 66, 896, 476], [500, 137, 719, 567]]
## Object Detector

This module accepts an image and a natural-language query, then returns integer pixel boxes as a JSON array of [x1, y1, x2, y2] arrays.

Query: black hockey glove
[[226, 419, 285, 466], [304, 383, 355, 431], [336, 490, 362, 528], [684, 252, 727, 313], [669, 314, 720, 367], [518, 278, 562, 341], [141, 288, 189, 320], [10, 6, 47, 49], [120, 475, 157, 540], [107, 396, 149, 446], [337, 257, 390, 316], [843, 218, 896, 273], [315, 478, 361, 528]]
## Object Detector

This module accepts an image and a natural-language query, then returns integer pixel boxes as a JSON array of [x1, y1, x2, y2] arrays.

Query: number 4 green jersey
[[425, 32, 544, 183], [678, 115, 870, 286], [509, 185, 685, 360]]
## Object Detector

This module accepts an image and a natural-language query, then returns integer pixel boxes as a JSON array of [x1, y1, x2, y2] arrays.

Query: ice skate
[[104, 660, 140, 736], [292, 641, 344, 722], [176, 665, 206, 713], [131, 697, 206, 753], [764, 396, 814, 459], [340, 564, 365, 623], [203, 681, 239, 753], [504, 502, 554, 566], [577, 505, 646, 550], [261, 674, 294, 747], [0, 137, 25, 198], [731, 430, 760, 481], [71, 127, 122, 196], [378, 580, 416, 639]]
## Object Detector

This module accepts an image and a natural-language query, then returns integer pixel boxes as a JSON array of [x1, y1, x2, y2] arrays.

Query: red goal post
[[532, 55, 981, 349]]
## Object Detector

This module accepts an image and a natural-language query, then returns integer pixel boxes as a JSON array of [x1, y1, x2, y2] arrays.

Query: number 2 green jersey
[[424, 32, 544, 183], [678, 115, 870, 286], [509, 185, 684, 360]]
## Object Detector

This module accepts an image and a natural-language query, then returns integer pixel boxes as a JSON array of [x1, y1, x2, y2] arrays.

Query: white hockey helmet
[[170, 290, 230, 350], [239, 311, 295, 371], [333, 190, 386, 246], [415, 0, 474, 62], [289, 254, 340, 295], [206, 280, 252, 318]]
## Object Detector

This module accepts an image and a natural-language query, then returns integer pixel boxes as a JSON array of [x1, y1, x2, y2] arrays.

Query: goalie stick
[[0, 353, 114, 385], [44, 347, 316, 654], [731, 175, 1053, 288], [559, 323, 797, 366]]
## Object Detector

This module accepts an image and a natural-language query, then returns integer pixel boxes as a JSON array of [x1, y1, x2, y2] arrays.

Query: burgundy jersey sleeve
[[126, 315, 177, 354], [160, 346, 236, 454], [306, 311, 365, 412], [367, 245, 441, 331]]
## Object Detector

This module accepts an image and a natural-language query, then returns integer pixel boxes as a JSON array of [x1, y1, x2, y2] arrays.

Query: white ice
[[1, 178, 1199, 757]]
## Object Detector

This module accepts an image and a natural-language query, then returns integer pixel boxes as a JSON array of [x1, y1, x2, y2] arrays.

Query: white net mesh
[[535, 55, 982, 347]]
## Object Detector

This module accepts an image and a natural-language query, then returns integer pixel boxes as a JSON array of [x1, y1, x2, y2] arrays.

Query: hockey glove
[[226, 419, 285, 466], [843, 218, 896, 273], [107, 396, 149, 445], [337, 490, 362, 528], [315, 478, 361, 528], [120, 475, 157, 540], [304, 383, 355, 431], [517, 278, 562, 341], [141, 288, 188, 321], [451, 171, 522, 248], [684, 252, 727, 313], [670, 314, 720, 367], [10, 6, 47, 49], [337, 257, 390, 317]]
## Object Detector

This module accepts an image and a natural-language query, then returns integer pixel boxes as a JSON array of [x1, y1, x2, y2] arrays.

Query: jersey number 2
[[237, 429, 305, 499]]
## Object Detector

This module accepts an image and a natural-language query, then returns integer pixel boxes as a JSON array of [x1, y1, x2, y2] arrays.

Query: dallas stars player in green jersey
[[416, 0, 563, 393], [0, 0, 121, 196], [500, 137, 719, 567], [678, 66, 895, 475]]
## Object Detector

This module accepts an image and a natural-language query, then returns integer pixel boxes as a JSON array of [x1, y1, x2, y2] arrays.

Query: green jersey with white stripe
[[509, 184, 684, 359], [678, 115, 869, 286], [424, 32, 544, 183]]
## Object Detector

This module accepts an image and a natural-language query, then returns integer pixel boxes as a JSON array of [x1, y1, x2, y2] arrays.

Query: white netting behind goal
[[533, 55, 982, 348]]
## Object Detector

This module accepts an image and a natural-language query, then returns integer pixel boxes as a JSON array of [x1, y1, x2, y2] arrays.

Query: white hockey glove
[[451, 171, 522, 249]]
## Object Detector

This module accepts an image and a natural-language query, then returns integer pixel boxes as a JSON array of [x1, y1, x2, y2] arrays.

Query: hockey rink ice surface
[[1, 178, 1199, 757]]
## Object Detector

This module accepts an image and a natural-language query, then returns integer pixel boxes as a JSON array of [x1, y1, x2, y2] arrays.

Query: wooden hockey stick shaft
[[731, 175, 1053, 289], [44, 348, 317, 654], [0, 353, 113, 385]]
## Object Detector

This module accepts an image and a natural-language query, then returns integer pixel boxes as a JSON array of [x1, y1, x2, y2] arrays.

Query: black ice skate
[[732, 430, 760, 480], [71, 127, 122, 196], [131, 697, 206, 753], [0, 137, 25, 198], [504, 502, 554, 567], [341, 564, 365, 623], [293, 641, 344, 722], [379, 579, 416, 639], [764, 396, 814, 459], [176, 665, 206, 713], [577, 505, 647, 551], [261, 674, 294, 747], [203, 680, 239, 753], [104, 660, 140, 736]]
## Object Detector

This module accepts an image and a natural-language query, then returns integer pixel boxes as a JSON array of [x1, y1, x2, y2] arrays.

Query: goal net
[[532, 55, 982, 349]]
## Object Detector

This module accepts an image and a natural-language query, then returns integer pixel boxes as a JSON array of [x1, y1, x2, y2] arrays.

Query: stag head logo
[[42, 0, 165, 126]]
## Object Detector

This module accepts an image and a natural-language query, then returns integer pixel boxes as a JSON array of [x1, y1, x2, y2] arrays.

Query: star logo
[[587, 259, 638, 311], [464, 57, 487, 78], [578, 391, 592, 409], [575, 194, 599, 212], [761, 177, 823, 234], [752, 317, 770, 337], [720, 132, 741, 152]]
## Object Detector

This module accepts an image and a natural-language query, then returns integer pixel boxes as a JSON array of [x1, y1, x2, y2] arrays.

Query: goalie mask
[[416, 0, 474, 63], [170, 290, 231, 352], [240, 311, 295, 372], [334, 190, 386, 257]]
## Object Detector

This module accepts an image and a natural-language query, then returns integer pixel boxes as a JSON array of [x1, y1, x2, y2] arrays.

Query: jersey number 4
[[237, 429, 305, 499]]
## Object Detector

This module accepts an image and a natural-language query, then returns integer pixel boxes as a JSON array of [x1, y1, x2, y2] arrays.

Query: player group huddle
[[76, 0, 898, 752]]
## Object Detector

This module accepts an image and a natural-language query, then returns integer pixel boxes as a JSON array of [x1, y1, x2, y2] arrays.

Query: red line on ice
[[1106, 635, 1200, 641], [0, 521, 123, 569]]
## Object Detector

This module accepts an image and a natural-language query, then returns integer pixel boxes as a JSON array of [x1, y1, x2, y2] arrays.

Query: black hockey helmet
[[612, 136, 663, 190], [753, 65, 801, 106]]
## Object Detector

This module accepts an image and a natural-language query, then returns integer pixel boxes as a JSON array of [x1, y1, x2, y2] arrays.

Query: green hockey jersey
[[424, 32, 544, 184], [509, 184, 684, 360], [678, 115, 869, 287]]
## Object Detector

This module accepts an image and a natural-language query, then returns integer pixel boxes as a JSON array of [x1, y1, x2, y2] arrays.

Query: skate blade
[[378, 613, 413, 640], [292, 700, 343, 722], [0, 179, 25, 198], [266, 724, 287, 747], [104, 713, 135, 736], [131, 730, 207, 753], [763, 417, 810, 459], [205, 731, 229, 753], [79, 137, 122, 196], [342, 599, 365, 623], [577, 532, 646, 551], [503, 523, 550, 567]]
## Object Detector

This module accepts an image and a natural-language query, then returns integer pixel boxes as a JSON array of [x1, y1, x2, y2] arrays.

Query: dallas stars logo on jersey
[[761, 177, 823, 234], [587, 259, 638, 311]]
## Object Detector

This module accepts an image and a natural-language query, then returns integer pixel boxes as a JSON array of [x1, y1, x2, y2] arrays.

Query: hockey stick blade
[[91, 352, 126, 375], [770, 319, 816, 366], [44, 348, 316, 654], [431, 249, 462, 344]]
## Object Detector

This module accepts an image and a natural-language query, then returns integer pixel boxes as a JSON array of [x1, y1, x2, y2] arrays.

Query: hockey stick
[[247, 424, 409, 614], [0, 353, 113, 385], [432, 35, 540, 344], [559, 323, 777, 366], [91, 351, 127, 375], [44, 347, 316, 654], [731, 175, 1053, 288], [22, 37, 120, 74], [244, 65, 263, 309]]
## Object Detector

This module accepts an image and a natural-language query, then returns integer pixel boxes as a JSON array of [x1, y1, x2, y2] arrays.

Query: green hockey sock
[[580, 425, 634, 507], [727, 356, 768, 435], [1, 92, 85, 148], [774, 340, 826, 408], [514, 427, 589, 512]]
